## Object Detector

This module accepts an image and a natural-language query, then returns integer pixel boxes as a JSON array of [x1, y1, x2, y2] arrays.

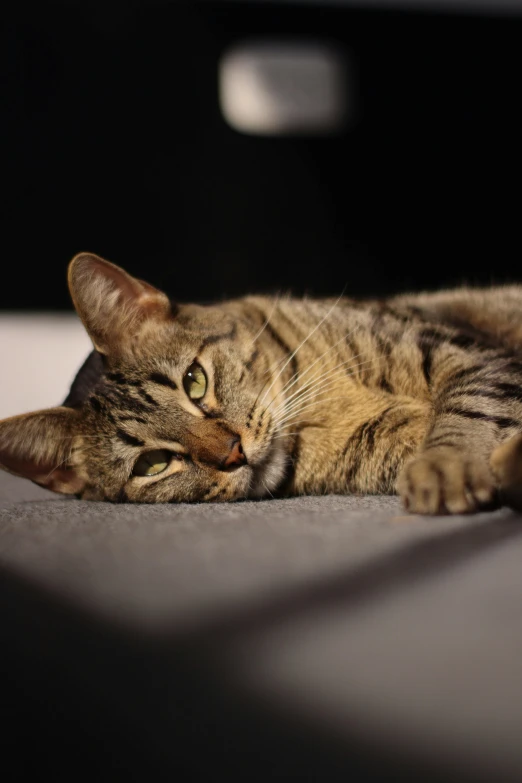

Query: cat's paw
[[397, 447, 496, 515]]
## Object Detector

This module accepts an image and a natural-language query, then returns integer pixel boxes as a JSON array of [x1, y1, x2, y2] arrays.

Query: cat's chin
[[247, 438, 288, 499]]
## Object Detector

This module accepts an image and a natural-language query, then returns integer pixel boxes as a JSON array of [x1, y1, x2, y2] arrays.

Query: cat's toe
[[397, 447, 496, 515]]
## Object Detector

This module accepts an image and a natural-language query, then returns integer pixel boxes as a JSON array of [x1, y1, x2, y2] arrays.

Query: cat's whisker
[[265, 323, 363, 409], [268, 399, 327, 435], [43, 455, 71, 483], [254, 295, 297, 382], [268, 359, 374, 425], [270, 377, 344, 425], [265, 350, 362, 417], [274, 395, 357, 429], [252, 293, 348, 411], [267, 356, 372, 420], [271, 399, 327, 429], [262, 480, 275, 499], [261, 354, 288, 381], [42, 435, 115, 441], [276, 422, 326, 434], [249, 297, 280, 346], [252, 351, 293, 412], [258, 292, 346, 408], [259, 323, 338, 403], [274, 402, 335, 428], [258, 310, 362, 419]]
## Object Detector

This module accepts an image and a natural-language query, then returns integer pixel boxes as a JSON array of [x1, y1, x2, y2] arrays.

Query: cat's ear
[[68, 253, 172, 355], [0, 407, 85, 495]]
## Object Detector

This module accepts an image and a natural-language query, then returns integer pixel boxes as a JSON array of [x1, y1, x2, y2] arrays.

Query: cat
[[1, 251, 522, 513]]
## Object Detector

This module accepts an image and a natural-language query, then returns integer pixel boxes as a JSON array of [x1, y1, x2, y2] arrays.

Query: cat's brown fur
[[2, 252, 522, 513]]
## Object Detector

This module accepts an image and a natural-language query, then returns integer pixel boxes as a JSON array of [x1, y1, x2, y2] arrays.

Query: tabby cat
[[2, 252, 522, 514]]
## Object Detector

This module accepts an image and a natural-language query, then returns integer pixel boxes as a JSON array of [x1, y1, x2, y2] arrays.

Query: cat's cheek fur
[[248, 441, 289, 498]]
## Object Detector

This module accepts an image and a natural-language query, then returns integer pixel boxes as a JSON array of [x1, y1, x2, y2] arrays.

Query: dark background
[[3, 0, 522, 310]]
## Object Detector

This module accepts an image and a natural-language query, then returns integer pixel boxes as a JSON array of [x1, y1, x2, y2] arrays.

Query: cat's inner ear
[[68, 253, 172, 355], [0, 407, 85, 495]]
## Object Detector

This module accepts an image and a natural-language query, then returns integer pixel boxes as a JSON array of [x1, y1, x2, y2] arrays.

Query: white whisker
[[250, 297, 280, 346], [43, 455, 70, 482], [258, 292, 346, 408], [267, 324, 363, 409], [274, 394, 356, 429], [268, 356, 372, 421], [263, 480, 275, 499]]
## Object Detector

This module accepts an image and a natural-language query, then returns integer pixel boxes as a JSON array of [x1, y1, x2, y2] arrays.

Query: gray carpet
[[1, 470, 522, 782]]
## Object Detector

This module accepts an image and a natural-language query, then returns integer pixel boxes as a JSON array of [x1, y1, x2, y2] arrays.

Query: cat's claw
[[397, 447, 497, 515]]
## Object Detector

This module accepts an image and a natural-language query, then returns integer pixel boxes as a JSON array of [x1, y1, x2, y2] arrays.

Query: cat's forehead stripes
[[91, 382, 154, 417], [198, 321, 238, 348], [148, 372, 178, 390], [116, 429, 144, 448]]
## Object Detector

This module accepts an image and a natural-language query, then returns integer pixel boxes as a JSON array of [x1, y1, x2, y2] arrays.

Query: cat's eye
[[133, 449, 171, 477], [183, 362, 207, 401]]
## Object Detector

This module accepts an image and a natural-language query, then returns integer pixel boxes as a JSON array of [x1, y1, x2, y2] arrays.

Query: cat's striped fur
[[2, 252, 522, 514]]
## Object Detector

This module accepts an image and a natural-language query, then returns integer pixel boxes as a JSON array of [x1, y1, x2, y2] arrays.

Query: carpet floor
[[1, 470, 522, 781]]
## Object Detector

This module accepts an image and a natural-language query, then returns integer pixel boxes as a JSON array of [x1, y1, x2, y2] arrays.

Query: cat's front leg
[[396, 348, 522, 514]]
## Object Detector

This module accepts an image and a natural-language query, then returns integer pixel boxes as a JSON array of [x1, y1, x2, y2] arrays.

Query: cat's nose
[[222, 437, 247, 471]]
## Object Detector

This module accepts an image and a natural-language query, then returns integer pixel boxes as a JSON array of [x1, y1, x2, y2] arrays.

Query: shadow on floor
[[1, 512, 521, 782]]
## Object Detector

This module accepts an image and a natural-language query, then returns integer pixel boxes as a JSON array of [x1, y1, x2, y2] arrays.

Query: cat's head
[[0, 254, 288, 502]]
